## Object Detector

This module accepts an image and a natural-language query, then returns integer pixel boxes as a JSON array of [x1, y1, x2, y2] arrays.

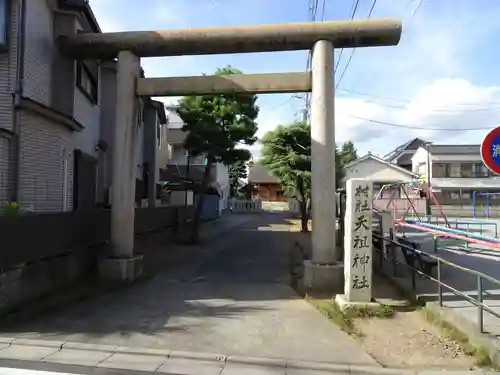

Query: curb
[[0, 337, 491, 375]]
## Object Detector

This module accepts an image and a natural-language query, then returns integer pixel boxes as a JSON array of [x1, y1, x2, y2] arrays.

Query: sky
[[88, 0, 500, 159]]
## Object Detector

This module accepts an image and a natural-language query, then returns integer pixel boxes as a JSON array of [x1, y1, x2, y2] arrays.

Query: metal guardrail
[[405, 214, 498, 238], [372, 232, 500, 333]]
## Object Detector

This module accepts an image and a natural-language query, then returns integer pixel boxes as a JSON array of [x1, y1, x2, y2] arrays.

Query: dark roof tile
[[428, 144, 479, 154], [248, 164, 280, 184]]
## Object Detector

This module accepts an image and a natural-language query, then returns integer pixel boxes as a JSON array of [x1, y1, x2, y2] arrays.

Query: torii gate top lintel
[[59, 19, 402, 60]]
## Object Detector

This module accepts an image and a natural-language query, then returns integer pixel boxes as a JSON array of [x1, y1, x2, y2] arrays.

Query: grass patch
[[308, 297, 358, 335], [307, 297, 396, 337], [345, 304, 396, 319], [422, 308, 495, 368]]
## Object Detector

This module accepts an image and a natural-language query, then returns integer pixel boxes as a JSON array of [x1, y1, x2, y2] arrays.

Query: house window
[[417, 163, 426, 174], [448, 163, 461, 178], [76, 59, 99, 104], [473, 163, 489, 177], [432, 163, 447, 178], [449, 191, 460, 200], [0, 0, 8, 50], [461, 190, 471, 200], [461, 163, 474, 178]]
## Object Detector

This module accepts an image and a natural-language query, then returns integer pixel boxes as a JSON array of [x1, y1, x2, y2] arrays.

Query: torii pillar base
[[98, 256, 144, 283], [304, 261, 344, 293]]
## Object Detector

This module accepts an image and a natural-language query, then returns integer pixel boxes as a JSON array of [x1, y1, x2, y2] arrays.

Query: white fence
[[262, 201, 289, 212], [289, 199, 300, 214], [229, 199, 263, 213]]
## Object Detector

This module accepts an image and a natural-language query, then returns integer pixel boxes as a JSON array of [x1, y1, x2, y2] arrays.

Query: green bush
[[1, 201, 23, 217]]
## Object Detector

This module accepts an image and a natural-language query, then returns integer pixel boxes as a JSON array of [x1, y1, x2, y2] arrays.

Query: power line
[[339, 112, 495, 131], [338, 87, 500, 107], [338, 96, 500, 112], [404, 0, 417, 10], [334, 0, 360, 74], [319, 0, 326, 21], [410, 0, 425, 20], [303, 0, 321, 122], [335, 0, 377, 90]]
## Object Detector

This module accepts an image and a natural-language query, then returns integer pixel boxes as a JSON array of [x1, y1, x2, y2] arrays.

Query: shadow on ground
[[0, 213, 297, 342]]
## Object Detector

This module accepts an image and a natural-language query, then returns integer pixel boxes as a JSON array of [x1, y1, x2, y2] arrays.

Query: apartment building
[[0, 0, 167, 212], [411, 144, 500, 203], [161, 106, 230, 212]]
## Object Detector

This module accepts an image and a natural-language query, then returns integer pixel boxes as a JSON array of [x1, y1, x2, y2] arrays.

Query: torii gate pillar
[[99, 50, 143, 281], [304, 39, 341, 290]]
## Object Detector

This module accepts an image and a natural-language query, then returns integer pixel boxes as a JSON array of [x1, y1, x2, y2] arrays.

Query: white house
[[342, 153, 424, 213], [342, 152, 420, 192], [163, 106, 230, 213], [411, 144, 500, 202]]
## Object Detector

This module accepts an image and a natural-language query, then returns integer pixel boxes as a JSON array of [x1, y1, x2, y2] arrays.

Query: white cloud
[[329, 0, 500, 155], [340, 78, 500, 155]]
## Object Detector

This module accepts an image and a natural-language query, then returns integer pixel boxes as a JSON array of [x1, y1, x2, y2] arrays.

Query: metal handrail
[[404, 214, 498, 237], [373, 232, 500, 333]]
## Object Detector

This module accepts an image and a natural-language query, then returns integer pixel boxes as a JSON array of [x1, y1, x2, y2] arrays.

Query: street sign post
[[481, 126, 500, 175]]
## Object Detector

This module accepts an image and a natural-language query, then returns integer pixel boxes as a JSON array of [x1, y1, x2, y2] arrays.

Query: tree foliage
[[339, 141, 358, 166], [336, 141, 359, 187], [261, 122, 357, 232], [228, 160, 248, 198], [260, 121, 312, 232], [177, 66, 259, 242]]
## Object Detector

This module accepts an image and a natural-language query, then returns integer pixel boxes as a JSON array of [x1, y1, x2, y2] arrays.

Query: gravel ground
[[354, 308, 478, 369]]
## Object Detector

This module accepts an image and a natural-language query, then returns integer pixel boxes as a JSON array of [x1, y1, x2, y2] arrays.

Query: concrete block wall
[[0, 207, 194, 314], [0, 244, 101, 313]]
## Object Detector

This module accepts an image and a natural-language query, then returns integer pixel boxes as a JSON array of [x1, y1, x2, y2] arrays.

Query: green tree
[[339, 140, 358, 165], [261, 121, 312, 232], [336, 141, 358, 188], [177, 66, 259, 243], [228, 159, 248, 198], [261, 122, 351, 231]]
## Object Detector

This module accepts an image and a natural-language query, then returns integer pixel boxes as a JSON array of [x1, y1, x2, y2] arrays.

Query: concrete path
[[0, 213, 377, 367], [0, 342, 494, 375]]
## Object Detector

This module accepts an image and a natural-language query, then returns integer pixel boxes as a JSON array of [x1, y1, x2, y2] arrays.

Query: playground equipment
[[373, 178, 450, 228], [405, 220, 500, 244], [397, 221, 500, 249], [472, 190, 500, 218], [374, 179, 500, 250], [404, 214, 499, 237]]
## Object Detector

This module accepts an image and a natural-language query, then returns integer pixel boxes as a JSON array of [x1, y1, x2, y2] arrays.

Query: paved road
[[0, 213, 377, 366]]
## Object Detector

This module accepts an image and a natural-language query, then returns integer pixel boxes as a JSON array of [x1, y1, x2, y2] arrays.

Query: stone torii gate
[[58, 19, 402, 288]]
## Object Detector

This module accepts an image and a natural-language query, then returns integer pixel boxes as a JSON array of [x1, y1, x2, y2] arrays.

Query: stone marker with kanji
[[335, 178, 380, 311]]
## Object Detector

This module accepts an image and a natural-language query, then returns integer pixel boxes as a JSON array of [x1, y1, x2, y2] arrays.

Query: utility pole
[[301, 109, 308, 123], [425, 142, 432, 215]]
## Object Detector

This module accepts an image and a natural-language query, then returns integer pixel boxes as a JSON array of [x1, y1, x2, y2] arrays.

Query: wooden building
[[248, 163, 287, 202]]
